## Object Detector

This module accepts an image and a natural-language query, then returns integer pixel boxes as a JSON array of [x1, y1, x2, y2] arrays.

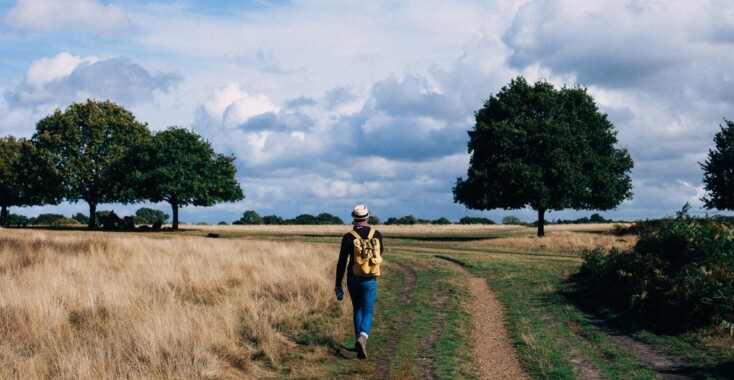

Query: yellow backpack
[[349, 229, 382, 277]]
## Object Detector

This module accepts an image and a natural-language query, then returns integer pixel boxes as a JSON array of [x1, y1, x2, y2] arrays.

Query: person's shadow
[[334, 343, 358, 359]]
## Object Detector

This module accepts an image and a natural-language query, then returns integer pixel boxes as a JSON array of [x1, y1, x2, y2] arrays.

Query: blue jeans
[[347, 275, 377, 339]]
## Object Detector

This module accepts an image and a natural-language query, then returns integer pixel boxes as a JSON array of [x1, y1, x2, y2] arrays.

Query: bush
[[459, 216, 495, 225], [7, 214, 29, 226], [553, 213, 613, 224], [233, 210, 263, 225], [502, 215, 523, 225], [135, 208, 169, 224], [262, 215, 285, 225], [573, 205, 734, 332], [33, 213, 66, 225], [316, 213, 345, 225], [385, 215, 418, 225], [72, 213, 89, 225], [52, 218, 82, 226]]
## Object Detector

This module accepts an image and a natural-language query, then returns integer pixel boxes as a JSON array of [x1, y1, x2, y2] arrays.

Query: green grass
[[444, 253, 658, 379], [388, 251, 475, 379]]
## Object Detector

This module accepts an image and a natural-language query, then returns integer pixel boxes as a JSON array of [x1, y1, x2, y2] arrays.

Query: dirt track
[[442, 258, 529, 379], [372, 258, 527, 379]]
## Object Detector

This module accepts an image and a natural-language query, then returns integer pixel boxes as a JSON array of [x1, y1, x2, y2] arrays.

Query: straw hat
[[351, 204, 370, 220]]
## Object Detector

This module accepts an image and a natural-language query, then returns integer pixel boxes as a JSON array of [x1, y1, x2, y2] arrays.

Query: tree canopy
[[135, 207, 170, 224], [0, 135, 61, 226], [128, 127, 244, 230], [233, 210, 263, 225], [701, 119, 734, 210], [32, 99, 150, 228], [453, 77, 633, 236]]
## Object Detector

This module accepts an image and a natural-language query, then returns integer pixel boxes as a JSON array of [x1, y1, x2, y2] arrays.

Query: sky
[[1, 0, 734, 224]]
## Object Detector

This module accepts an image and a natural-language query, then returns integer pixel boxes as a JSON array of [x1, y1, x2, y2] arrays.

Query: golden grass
[[191, 222, 635, 255], [0, 229, 348, 379], [469, 229, 636, 255]]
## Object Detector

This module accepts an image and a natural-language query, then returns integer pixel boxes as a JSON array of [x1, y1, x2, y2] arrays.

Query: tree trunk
[[537, 208, 546, 237], [171, 199, 179, 231], [0, 205, 8, 227], [88, 202, 97, 228]]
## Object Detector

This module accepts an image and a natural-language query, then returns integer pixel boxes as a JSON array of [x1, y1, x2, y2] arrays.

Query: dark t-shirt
[[335, 225, 384, 288]]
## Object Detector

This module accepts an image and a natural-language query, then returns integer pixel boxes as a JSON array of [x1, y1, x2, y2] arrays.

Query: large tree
[[701, 119, 734, 210], [453, 77, 633, 237], [128, 127, 244, 230], [0, 136, 62, 226], [32, 99, 151, 228]]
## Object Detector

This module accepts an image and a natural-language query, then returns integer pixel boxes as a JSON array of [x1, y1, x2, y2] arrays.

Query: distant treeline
[[5, 209, 630, 227], [231, 210, 499, 226], [231, 212, 623, 226], [4, 207, 170, 227]]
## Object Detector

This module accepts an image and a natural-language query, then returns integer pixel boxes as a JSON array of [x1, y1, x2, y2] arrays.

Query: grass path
[[373, 261, 417, 378]]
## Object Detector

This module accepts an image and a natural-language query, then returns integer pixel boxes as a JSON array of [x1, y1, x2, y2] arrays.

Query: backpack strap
[[349, 228, 374, 240]]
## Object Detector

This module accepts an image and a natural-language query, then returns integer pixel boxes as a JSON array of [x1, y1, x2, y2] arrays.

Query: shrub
[[52, 218, 82, 226], [459, 216, 495, 225], [135, 208, 169, 224], [262, 215, 285, 225], [385, 215, 418, 225], [7, 214, 29, 226], [233, 210, 263, 225], [502, 215, 523, 225], [72, 213, 89, 225], [573, 205, 734, 332], [33, 213, 67, 225]]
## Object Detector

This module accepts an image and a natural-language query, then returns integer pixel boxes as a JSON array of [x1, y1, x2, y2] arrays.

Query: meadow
[[0, 224, 730, 379]]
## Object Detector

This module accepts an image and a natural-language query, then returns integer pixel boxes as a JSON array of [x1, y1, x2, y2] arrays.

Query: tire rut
[[581, 312, 700, 379], [373, 261, 416, 379]]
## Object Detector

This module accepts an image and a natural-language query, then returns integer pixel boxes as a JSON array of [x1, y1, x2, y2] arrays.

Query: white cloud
[[6, 53, 180, 109], [24, 52, 98, 90], [5, 0, 131, 33], [201, 83, 279, 128]]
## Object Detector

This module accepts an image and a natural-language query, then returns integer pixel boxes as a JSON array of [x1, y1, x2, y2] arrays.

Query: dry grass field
[[0, 228, 348, 379], [466, 225, 636, 254]]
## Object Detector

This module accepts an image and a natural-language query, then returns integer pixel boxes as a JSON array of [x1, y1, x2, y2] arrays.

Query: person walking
[[335, 204, 384, 359]]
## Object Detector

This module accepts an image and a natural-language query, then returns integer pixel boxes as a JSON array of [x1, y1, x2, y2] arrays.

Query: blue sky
[[1, 0, 734, 224]]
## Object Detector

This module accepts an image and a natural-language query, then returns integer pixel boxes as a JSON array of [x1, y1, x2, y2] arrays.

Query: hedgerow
[[573, 205, 734, 332]]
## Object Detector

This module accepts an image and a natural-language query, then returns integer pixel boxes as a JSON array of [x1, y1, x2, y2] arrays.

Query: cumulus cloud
[[504, 1, 692, 87], [200, 83, 279, 129], [6, 53, 181, 108], [5, 0, 131, 34], [337, 74, 470, 161]]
